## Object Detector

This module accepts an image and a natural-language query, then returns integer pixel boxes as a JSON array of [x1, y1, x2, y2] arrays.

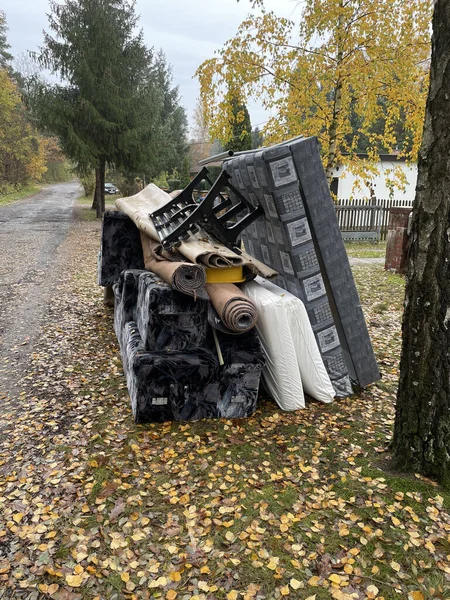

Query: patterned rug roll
[[140, 233, 206, 298], [206, 283, 258, 333]]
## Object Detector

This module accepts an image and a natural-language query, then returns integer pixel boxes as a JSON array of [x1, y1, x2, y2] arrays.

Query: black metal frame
[[150, 167, 264, 251]]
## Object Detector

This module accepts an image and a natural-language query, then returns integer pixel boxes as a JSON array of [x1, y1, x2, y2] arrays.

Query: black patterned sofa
[[99, 213, 265, 423]]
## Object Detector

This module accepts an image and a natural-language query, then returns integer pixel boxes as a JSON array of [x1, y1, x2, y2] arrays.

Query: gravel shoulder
[[0, 182, 82, 398]]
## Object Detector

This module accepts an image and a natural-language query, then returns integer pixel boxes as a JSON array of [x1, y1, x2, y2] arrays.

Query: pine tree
[[149, 52, 188, 179], [0, 11, 13, 69], [251, 126, 264, 149], [224, 95, 252, 152], [180, 156, 191, 188], [30, 0, 161, 217]]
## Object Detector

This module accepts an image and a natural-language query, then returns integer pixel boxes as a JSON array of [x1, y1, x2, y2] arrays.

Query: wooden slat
[[335, 198, 413, 241]]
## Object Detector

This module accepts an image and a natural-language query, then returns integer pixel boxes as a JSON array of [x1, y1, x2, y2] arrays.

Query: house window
[[330, 178, 339, 197]]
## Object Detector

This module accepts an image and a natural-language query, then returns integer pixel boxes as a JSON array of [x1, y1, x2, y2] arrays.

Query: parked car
[[105, 183, 119, 195]]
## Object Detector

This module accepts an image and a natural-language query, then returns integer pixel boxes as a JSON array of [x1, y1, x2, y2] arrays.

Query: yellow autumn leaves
[[65, 574, 83, 587], [1, 243, 447, 600], [0, 70, 49, 191], [65, 565, 85, 587], [224, 585, 307, 600], [38, 583, 59, 594], [196, 0, 433, 185]]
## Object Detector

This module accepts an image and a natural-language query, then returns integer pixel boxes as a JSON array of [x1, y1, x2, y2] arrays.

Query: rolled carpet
[[116, 185, 278, 278], [206, 283, 258, 333], [140, 232, 206, 298]]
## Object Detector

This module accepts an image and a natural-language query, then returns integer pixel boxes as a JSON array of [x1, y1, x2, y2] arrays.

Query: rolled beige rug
[[116, 184, 277, 278], [140, 232, 206, 298], [206, 283, 258, 333]]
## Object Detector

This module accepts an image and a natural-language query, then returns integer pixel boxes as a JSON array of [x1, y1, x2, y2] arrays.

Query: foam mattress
[[243, 277, 335, 409]]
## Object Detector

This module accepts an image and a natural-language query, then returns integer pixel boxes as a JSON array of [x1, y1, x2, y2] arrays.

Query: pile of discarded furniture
[[98, 136, 380, 423]]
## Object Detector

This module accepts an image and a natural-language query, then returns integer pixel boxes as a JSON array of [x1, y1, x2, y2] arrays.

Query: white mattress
[[243, 277, 335, 409]]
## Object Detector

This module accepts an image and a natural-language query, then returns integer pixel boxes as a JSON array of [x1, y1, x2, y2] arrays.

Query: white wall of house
[[333, 159, 417, 201]]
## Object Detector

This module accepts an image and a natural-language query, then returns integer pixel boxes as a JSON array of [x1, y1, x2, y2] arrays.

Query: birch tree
[[196, 0, 432, 186], [393, 0, 450, 487], [189, 98, 213, 169]]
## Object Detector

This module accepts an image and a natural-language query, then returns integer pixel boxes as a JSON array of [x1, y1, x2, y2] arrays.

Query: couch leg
[[103, 285, 115, 307]]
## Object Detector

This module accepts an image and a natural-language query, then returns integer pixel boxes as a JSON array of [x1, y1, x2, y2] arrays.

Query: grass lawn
[[77, 194, 119, 220], [0, 183, 43, 207], [344, 242, 387, 259], [0, 213, 449, 600]]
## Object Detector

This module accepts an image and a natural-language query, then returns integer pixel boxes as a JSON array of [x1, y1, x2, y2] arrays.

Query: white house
[[331, 154, 417, 201]]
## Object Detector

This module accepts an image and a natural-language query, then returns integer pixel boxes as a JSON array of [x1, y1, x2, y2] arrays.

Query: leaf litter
[[0, 215, 449, 600]]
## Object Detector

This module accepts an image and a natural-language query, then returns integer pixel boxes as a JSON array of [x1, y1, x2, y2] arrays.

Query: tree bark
[[325, 80, 342, 184], [325, 3, 344, 185], [393, 0, 450, 487], [99, 157, 106, 216], [91, 168, 100, 211], [95, 165, 103, 219]]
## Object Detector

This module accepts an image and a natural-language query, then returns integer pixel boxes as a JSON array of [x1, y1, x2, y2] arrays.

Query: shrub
[[43, 161, 72, 183], [152, 171, 169, 189], [80, 172, 95, 196], [167, 178, 181, 192]]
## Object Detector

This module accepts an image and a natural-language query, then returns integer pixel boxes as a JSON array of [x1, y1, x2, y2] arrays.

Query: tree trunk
[[91, 169, 100, 210], [393, 0, 450, 487], [95, 165, 103, 219], [325, 81, 342, 184], [99, 157, 106, 216], [324, 4, 344, 185]]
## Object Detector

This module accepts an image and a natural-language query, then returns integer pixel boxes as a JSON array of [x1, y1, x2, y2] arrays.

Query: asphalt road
[[0, 181, 82, 397]]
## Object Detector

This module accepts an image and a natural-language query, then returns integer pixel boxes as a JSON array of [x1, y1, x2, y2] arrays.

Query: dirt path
[[348, 257, 385, 265], [0, 181, 82, 398]]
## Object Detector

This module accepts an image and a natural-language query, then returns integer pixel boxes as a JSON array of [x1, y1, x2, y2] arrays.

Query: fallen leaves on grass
[[0, 227, 449, 600]]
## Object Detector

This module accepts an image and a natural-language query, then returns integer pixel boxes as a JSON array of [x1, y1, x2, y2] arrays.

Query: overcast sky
[[2, 0, 299, 134]]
